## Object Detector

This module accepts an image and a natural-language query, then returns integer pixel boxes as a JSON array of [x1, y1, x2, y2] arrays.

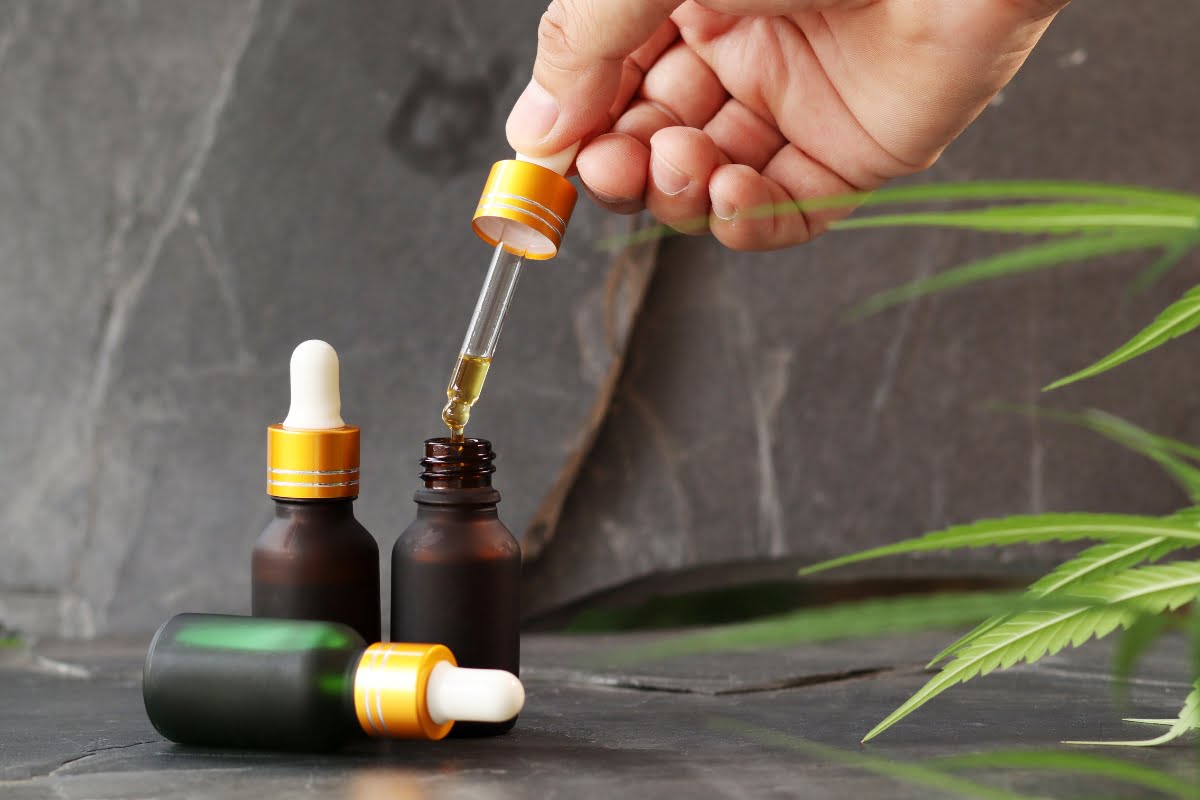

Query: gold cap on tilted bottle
[[266, 340, 360, 500], [353, 642, 525, 741]]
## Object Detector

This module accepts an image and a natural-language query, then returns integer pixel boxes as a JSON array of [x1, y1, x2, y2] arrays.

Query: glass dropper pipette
[[443, 145, 580, 441], [442, 227, 527, 440]]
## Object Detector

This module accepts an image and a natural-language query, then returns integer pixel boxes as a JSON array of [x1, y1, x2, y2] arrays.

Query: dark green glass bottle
[[142, 614, 524, 751]]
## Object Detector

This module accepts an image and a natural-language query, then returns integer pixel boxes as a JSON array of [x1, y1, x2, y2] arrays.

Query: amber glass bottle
[[252, 499, 380, 643], [251, 340, 381, 643], [391, 438, 521, 737]]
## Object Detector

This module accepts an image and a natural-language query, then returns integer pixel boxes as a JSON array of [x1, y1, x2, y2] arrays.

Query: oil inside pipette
[[442, 354, 492, 441]]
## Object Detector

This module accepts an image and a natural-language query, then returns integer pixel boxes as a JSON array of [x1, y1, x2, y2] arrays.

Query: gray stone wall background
[[0, 0, 1197, 636], [522, 0, 1200, 616], [0, 0, 652, 637]]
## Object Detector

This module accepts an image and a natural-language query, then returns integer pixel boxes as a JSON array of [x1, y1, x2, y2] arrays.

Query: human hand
[[506, 0, 1070, 250]]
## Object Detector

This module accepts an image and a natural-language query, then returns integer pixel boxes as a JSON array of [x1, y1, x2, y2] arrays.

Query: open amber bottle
[[391, 437, 521, 737]]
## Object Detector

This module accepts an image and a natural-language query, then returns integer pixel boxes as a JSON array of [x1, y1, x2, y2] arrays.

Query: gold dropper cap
[[266, 340, 360, 500], [472, 158, 578, 259], [266, 424, 360, 500]]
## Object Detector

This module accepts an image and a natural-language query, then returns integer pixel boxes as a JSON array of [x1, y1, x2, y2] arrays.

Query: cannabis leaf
[[926, 413, 1200, 666], [1063, 411, 1200, 502], [595, 179, 1200, 251], [832, 203, 1200, 235], [598, 180, 1200, 385], [1129, 233, 1200, 294], [1068, 680, 1199, 747], [928, 536, 1184, 667], [847, 231, 1177, 319], [1047, 284, 1200, 390], [800, 514, 1200, 576], [998, 407, 1200, 502], [593, 591, 1021, 667], [842, 181, 1200, 211], [862, 561, 1200, 742]]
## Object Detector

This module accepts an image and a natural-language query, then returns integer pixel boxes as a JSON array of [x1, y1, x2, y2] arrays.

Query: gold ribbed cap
[[266, 424, 360, 499], [472, 159, 578, 259], [353, 643, 455, 741]]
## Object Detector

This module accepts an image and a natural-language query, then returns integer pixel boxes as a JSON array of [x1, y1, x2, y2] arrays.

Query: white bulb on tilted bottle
[[424, 661, 526, 725], [282, 340, 345, 430]]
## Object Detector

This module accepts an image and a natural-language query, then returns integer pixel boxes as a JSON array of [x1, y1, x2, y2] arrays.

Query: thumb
[[507, 0, 682, 156]]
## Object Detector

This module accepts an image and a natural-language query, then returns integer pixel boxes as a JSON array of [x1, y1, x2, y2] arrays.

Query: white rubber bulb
[[425, 661, 525, 725], [515, 141, 580, 177], [281, 340, 345, 430]]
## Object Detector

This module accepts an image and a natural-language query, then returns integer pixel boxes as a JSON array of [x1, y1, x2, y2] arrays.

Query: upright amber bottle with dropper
[[252, 340, 380, 643]]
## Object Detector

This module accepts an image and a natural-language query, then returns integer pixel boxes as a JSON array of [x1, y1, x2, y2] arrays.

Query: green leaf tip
[[1065, 680, 1199, 747], [846, 231, 1179, 320], [1046, 282, 1200, 391], [800, 513, 1200, 577], [990, 406, 1200, 502]]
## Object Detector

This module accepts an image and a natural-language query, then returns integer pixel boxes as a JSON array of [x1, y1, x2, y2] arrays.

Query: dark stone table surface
[[2, 630, 1197, 799]]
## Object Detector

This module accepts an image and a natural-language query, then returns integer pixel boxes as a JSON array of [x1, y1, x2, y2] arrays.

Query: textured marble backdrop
[[0, 0, 652, 636], [1, 0, 1198, 637], [523, 0, 1200, 617]]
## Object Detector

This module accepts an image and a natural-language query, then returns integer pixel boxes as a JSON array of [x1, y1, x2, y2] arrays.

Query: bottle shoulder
[[393, 513, 519, 561], [253, 506, 378, 558]]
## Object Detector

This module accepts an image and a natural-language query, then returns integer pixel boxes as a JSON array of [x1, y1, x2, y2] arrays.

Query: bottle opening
[[420, 438, 496, 489]]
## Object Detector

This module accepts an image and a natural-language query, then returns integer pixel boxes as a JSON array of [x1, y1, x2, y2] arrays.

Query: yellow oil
[[442, 353, 491, 441]]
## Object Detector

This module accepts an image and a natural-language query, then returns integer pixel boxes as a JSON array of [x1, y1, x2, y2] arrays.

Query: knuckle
[[537, 0, 588, 72]]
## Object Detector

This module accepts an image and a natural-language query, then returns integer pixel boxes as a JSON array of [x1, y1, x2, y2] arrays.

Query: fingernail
[[711, 195, 738, 221], [588, 185, 634, 205], [650, 154, 690, 196], [507, 78, 559, 147]]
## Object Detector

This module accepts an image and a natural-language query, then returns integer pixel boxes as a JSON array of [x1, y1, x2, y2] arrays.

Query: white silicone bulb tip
[[425, 661, 526, 725], [281, 340, 345, 430], [515, 141, 579, 176]]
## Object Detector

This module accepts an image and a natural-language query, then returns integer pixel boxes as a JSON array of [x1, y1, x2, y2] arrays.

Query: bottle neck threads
[[414, 438, 499, 506], [420, 438, 496, 490]]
